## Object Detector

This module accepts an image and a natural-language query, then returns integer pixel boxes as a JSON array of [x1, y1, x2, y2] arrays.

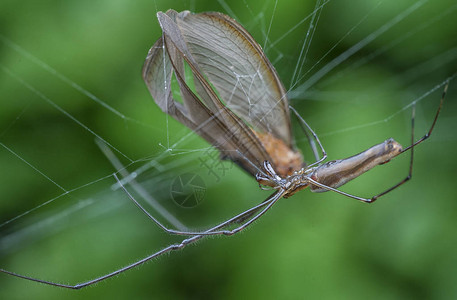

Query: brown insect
[[0, 9, 447, 289]]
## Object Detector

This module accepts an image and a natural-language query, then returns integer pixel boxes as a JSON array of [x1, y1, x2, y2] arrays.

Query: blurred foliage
[[0, 0, 456, 299]]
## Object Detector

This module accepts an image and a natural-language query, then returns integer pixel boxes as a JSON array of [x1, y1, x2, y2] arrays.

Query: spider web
[[1, 0, 457, 297]]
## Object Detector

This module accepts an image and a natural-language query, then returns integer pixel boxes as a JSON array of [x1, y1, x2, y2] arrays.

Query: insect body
[[143, 9, 444, 203], [257, 138, 403, 198]]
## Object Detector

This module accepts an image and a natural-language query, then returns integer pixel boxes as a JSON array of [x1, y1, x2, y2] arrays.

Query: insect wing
[[174, 11, 293, 147], [143, 10, 273, 176]]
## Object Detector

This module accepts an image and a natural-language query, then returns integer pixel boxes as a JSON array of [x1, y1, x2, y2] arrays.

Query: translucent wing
[[174, 11, 293, 146], [143, 10, 272, 176], [143, 10, 302, 177]]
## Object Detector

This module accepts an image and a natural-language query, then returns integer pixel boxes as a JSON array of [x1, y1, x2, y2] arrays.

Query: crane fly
[[0, 9, 448, 289]]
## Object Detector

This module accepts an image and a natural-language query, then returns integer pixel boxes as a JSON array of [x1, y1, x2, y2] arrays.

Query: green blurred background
[[1, 0, 456, 299]]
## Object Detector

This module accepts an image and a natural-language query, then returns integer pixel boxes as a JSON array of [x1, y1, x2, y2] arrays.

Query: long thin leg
[[101, 142, 278, 237], [306, 82, 447, 203], [401, 81, 448, 152], [289, 105, 327, 168], [0, 189, 284, 289], [370, 81, 448, 201], [366, 102, 417, 202], [290, 106, 320, 162], [0, 235, 205, 289], [303, 128, 320, 162], [117, 172, 284, 236]]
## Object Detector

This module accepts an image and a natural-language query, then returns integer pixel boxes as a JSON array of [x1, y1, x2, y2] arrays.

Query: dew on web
[[0, 0, 457, 296]]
